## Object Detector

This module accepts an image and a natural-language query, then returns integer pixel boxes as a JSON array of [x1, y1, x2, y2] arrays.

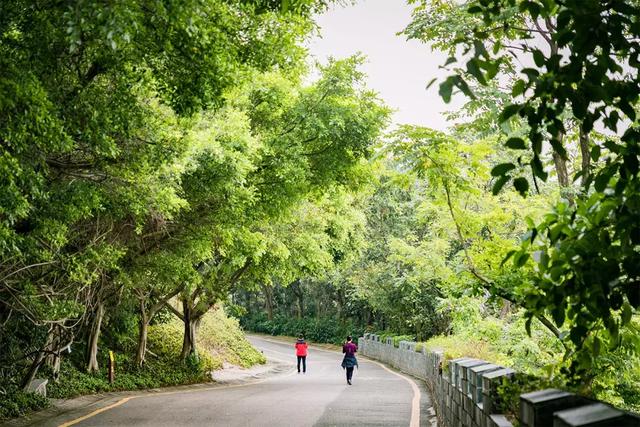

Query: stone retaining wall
[[358, 334, 640, 427]]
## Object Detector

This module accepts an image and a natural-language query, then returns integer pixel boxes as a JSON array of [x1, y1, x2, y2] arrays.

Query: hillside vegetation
[[1, 307, 263, 420], [3, 0, 640, 420]]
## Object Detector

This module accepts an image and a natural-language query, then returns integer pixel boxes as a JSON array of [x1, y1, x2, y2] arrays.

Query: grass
[[2, 306, 264, 421]]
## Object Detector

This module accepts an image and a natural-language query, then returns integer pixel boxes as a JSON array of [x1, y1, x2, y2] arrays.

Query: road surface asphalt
[[11, 335, 437, 427]]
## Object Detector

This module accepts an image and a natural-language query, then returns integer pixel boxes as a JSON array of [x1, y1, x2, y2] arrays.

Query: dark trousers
[[297, 355, 306, 372], [346, 366, 354, 381]]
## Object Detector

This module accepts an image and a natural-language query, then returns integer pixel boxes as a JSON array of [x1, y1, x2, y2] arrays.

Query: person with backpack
[[295, 335, 308, 373], [341, 335, 358, 385]]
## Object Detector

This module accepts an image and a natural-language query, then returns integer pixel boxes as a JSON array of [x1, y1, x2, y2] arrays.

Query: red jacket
[[295, 339, 308, 356]]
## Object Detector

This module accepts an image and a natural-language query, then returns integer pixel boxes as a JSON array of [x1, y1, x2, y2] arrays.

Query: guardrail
[[358, 334, 639, 427]]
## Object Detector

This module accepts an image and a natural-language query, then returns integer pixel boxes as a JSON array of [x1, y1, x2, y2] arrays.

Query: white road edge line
[[367, 359, 421, 427], [251, 335, 421, 427]]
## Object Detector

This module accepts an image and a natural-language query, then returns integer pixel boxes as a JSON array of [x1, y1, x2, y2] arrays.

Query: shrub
[[392, 335, 414, 348], [46, 306, 262, 401], [0, 388, 50, 421], [198, 309, 266, 367], [242, 314, 363, 345]]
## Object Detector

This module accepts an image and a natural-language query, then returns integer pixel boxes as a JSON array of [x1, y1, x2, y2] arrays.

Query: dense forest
[[1, 0, 640, 420]]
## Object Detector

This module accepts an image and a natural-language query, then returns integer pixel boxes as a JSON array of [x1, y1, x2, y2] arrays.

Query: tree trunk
[[86, 303, 104, 373], [552, 149, 570, 188], [500, 300, 512, 319], [288, 280, 304, 319], [136, 300, 149, 368], [180, 300, 200, 360], [335, 289, 344, 321], [579, 126, 591, 188], [262, 285, 274, 321], [22, 330, 53, 390], [543, 18, 573, 197], [295, 284, 304, 319]]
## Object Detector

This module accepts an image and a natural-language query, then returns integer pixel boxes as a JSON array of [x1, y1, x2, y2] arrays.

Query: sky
[[306, 0, 463, 131]]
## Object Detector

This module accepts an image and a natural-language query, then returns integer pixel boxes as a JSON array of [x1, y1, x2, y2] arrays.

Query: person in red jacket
[[295, 335, 308, 373]]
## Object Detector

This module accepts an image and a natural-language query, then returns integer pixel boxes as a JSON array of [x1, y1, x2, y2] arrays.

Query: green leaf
[[594, 170, 613, 192], [522, 68, 540, 80], [501, 250, 517, 267], [618, 100, 637, 122], [499, 104, 521, 122], [513, 251, 530, 268], [570, 324, 588, 345], [467, 5, 482, 14], [491, 163, 516, 177], [530, 156, 548, 181], [492, 174, 511, 195], [512, 80, 527, 97], [552, 305, 565, 327], [505, 137, 527, 150], [467, 59, 487, 85], [513, 177, 529, 196], [455, 76, 476, 99], [532, 49, 545, 67], [627, 281, 640, 308], [439, 78, 454, 103]]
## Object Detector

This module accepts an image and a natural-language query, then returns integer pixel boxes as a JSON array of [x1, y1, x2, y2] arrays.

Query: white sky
[[306, 0, 464, 131]]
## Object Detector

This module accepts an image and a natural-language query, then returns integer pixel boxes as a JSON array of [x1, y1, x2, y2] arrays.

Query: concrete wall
[[358, 334, 640, 427]]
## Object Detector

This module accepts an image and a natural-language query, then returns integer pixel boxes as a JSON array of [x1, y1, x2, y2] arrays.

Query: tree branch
[[166, 303, 185, 321]]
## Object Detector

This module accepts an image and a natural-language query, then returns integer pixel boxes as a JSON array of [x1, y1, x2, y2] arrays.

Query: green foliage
[[426, 335, 509, 368], [46, 307, 261, 400], [147, 319, 220, 372], [389, 334, 414, 348], [0, 388, 50, 421], [495, 373, 564, 422], [0, 0, 387, 397], [47, 356, 210, 400], [243, 314, 363, 345], [404, 0, 640, 390], [198, 309, 266, 368]]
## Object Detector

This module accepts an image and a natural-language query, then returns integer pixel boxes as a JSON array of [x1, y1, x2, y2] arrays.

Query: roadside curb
[[0, 360, 292, 427]]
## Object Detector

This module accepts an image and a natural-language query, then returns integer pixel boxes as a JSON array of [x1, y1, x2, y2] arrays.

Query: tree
[[406, 0, 640, 373], [0, 0, 331, 385]]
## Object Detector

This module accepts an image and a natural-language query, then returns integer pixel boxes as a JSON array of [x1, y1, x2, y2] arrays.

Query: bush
[[392, 335, 414, 347], [242, 314, 363, 345], [0, 388, 49, 421], [495, 373, 564, 422], [46, 306, 263, 401], [47, 354, 211, 399], [198, 309, 265, 367], [424, 334, 510, 369]]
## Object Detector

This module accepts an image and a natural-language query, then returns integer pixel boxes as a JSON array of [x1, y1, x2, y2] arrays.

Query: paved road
[[37, 336, 436, 427]]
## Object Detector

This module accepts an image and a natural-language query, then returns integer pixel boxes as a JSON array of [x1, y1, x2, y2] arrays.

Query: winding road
[[23, 336, 436, 427]]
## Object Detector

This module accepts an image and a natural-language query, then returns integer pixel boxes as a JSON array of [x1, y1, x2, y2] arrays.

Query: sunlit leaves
[[407, 0, 640, 380]]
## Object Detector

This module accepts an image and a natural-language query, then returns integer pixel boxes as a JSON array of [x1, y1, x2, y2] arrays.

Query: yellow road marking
[[59, 336, 420, 427], [58, 397, 133, 427], [56, 367, 296, 427]]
